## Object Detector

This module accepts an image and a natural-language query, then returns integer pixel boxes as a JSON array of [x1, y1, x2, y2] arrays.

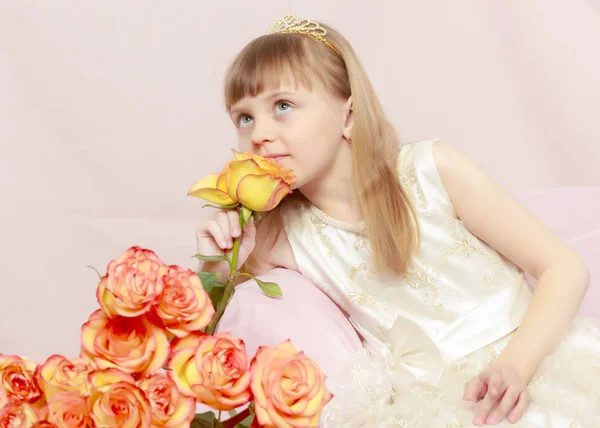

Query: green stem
[[236, 272, 254, 279], [206, 212, 245, 335]]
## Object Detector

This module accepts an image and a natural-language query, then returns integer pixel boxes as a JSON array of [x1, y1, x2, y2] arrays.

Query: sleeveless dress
[[280, 138, 600, 427]]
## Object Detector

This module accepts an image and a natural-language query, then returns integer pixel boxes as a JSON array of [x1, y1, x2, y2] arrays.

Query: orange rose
[[138, 373, 195, 428], [0, 401, 40, 427], [87, 368, 151, 428], [31, 421, 59, 428], [80, 310, 169, 377], [156, 266, 215, 338], [0, 354, 42, 404], [167, 332, 252, 410], [35, 355, 95, 401], [97, 246, 167, 317], [250, 340, 333, 428], [45, 391, 95, 428], [188, 150, 296, 212]]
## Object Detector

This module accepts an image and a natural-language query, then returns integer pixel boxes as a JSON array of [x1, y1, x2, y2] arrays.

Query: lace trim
[[309, 205, 367, 234]]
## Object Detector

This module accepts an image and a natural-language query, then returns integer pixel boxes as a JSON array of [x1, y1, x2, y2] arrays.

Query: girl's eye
[[275, 101, 292, 115], [238, 115, 253, 127]]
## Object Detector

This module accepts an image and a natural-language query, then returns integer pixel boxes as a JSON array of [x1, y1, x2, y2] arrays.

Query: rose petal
[[235, 174, 291, 212], [167, 347, 198, 397], [188, 188, 237, 206], [187, 174, 218, 193], [188, 174, 237, 205], [225, 159, 265, 200], [88, 368, 135, 391]]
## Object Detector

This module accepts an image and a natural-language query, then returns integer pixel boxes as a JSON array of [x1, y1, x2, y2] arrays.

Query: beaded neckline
[[309, 204, 367, 234]]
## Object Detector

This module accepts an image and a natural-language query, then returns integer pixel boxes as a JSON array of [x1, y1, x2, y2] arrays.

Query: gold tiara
[[266, 13, 341, 56]]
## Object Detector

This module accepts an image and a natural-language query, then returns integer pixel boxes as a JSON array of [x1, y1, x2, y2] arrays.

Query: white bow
[[350, 315, 444, 389]]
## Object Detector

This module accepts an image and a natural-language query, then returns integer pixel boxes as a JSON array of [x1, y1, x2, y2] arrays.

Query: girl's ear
[[342, 96, 354, 142]]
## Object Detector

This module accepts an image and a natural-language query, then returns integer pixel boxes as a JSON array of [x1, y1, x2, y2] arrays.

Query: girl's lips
[[264, 154, 289, 162]]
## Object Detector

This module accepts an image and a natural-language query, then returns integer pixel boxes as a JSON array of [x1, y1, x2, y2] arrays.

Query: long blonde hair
[[224, 22, 420, 276]]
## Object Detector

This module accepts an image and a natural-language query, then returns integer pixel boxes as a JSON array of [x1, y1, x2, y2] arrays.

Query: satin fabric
[[281, 139, 600, 427]]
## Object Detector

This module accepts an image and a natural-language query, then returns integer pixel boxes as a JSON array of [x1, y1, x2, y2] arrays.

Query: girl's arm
[[432, 140, 590, 383]]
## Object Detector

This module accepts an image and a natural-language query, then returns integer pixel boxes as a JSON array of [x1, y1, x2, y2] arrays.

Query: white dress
[[280, 138, 600, 427]]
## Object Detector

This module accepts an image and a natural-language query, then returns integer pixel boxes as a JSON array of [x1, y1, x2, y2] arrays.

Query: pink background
[[0, 2, 598, 361]]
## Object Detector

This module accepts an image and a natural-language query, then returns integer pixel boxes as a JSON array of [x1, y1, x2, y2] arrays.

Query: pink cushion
[[216, 268, 363, 377], [195, 268, 363, 414]]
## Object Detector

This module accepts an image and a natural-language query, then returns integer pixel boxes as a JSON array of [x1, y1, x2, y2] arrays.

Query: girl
[[196, 13, 600, 427]]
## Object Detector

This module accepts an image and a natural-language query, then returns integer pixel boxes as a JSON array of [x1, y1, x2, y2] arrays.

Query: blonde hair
[[224, 22, 420, 276]]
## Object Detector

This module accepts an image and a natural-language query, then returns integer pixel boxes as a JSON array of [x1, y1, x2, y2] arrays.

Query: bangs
[[224, 34, 323, 109]]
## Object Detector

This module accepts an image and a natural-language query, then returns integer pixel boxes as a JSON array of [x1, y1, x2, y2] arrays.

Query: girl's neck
[[299, 147, 363, 226]]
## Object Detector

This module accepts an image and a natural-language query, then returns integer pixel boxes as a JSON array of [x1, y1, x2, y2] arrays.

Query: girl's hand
[[195, 209, 256, 274], [463, 364, 530, 425]]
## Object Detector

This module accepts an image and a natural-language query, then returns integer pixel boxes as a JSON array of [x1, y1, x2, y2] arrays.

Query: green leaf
[[198, 272, 217, 292], [255, 278, 282, 298], [252, 211, 261, 223], [193, 253, 228, 263], [208, 285, 226, 310], [191, 411, 223, 428], [227, 409, 238, 417], [240, 206, 253, 224]]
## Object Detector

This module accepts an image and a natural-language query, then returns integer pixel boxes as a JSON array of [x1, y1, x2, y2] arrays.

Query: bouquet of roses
[[0, 151, 332, 428]]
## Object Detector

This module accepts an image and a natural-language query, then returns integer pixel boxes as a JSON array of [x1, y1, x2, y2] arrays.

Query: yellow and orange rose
[[35, 355, 95, 401], [168, 332, 252, 411], [44, 391, 95, 428], [188, 150, 296, 212], [98, 246, 167, 318], [0, 401, 40, 427], [80, 310, 169, 377], [250, 340, 333, 428], [0, 354, 42, 404], [31, 421, 59, 428], [155, 266, 215, 338], [138, 373, 195, 428], [87, 368, 151, 428]]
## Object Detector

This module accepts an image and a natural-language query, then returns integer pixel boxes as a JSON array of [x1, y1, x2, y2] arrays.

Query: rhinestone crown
[[266, 13, 341, 56]]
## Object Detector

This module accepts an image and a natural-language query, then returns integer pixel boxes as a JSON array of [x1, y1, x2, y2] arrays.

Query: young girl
[[196, 13, 600, 427]]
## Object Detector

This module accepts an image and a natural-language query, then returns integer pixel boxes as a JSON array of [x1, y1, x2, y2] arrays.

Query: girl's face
[[228, 80, 353, 190]]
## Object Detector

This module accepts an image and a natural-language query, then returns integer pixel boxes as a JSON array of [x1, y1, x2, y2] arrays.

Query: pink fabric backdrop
[[0, 2, 598, 362]]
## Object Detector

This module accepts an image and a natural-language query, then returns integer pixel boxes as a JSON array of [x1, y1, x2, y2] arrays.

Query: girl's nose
[[251, 122, 276, 146]]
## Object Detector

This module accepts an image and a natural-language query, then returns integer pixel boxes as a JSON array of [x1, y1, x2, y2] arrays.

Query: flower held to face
[[188, 150, 296, 212], [250, 340, 333, 428]]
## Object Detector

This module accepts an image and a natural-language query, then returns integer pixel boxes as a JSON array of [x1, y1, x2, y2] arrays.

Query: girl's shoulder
[[398, 137, 442, 167], [398, 138, 457, 217]]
